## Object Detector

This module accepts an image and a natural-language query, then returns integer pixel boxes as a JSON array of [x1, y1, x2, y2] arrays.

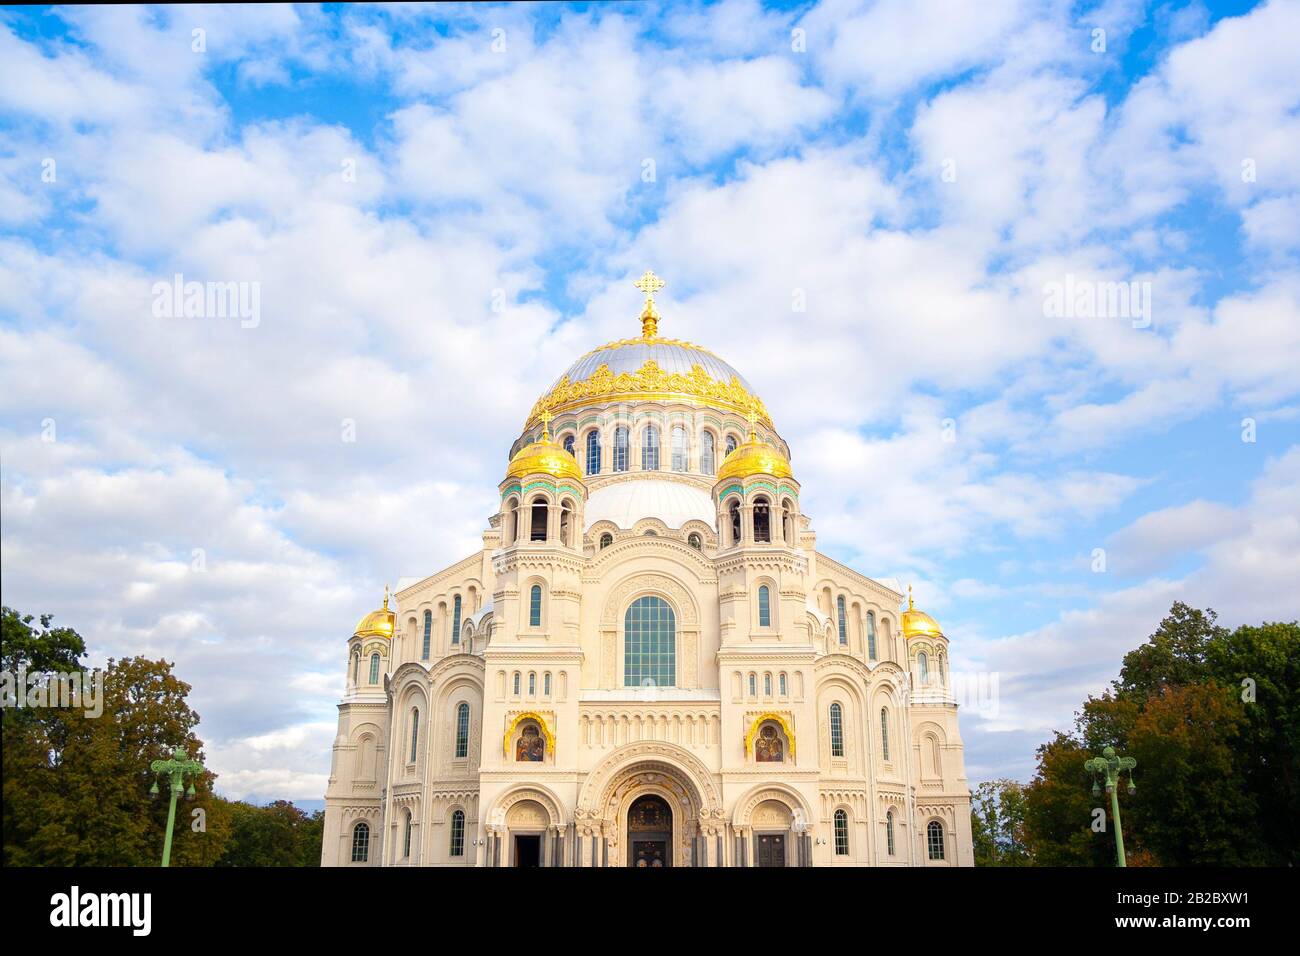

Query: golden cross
[[634, 270, 666, 339], [746, 405, 759, 440], [907, 584, 914, 610], [540, 409, 552, 440], [633, 269, 666, 299]]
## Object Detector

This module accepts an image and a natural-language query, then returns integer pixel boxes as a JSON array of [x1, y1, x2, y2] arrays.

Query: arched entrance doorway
[[627, 795, 672, 868]]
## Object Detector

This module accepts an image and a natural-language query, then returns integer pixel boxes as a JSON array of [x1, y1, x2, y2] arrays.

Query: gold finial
[[746, 405, 759, 441], [383, 584, 390, 610], [907, 584, 914, 611], [633, 269, 666, 339], [540, 409, 553, 441]]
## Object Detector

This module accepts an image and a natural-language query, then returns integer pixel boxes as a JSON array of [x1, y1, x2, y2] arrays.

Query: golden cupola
[[354, 587, 395, 640], [716, 409, 793, 483], [506, 411, 582, 482], [901, 586, 944, 640]]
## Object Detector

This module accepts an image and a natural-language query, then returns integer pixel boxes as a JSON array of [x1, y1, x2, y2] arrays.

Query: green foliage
[[1, 606, 87, 676], [217, 800, 324, 867], [971, 778, 1030, 866], [1020, 601, 1300, 866]]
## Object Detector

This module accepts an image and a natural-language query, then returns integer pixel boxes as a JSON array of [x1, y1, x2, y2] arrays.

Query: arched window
[[779, 672, 787, 696], [880, 707, 891, 761], [836, 596, 847, 645], [671, 425, 688, 471], [585, 429, 601, 475], [641, 424, 660, 470], [927, 821, 945, 860], [728, 499, 741, 546], [352, 651, 360, 685], [834, 809, 849, 855], [748, 673, 757, 696], [451, 595, 462, 644], [725, 433, 738, 457], [351, 821, 370, 862], [763, 673, 772, 696], [599, 532, 613, 549], [758, 584, 771, 627], [506, 496, 520, 543], [409, 708, 420, 763], [782, 499, 795, 545], [403, 810, 413, 858], [369, 652, 381, 684], [529, 584, 542, 627], [530, 498, 548, 541], [512, 672, 520, 695], [422, 610, 432, 660], [562, 433, 575, 456], [701, 431, 715, 475], [624, 595, 675, 687], [886, 811, 896, 856], [687, 532, 702, 550], [829, 703, 844, 757], [544, 672, 552, 696], [866, 611, 877, 660], [449, 810, 465, 857], [560, 500, 573, 547], [918, 651, 929, 684], [753, 497, 771, 543], [613, 426, 629, 472], [455, 702, 470, 758], [528, 672, 536, 696]]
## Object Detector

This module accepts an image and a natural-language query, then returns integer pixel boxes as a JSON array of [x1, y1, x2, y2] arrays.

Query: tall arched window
[[455, 702, 470, 758], [562, 433, 575, 456], [728, 499, 741, 546], [624, 595, 675, 687], [529, 584, 542, 627], [880, 707, 891, 761], [836, 596, 847, 645], [512, 672, 521, 695], [753, 497, 771, 543], [613, 426, 629, 472], [725, 433, 738, 457], [544, 672, 552, 696], [748, 673, 757, 696], [782, 498, 795, 545], [829, 702, 844, 757], [671, 425, 688, 471], [422, 610, 432, 660], [599, 532, 613, 549], [918, 651, 929, 684], [369, 652, 380, 684], [779, 672, 787, 696], [886, 811, 896, 856], [528, 672, 536, 695], [409, 708, 420, 763], [641, 424, 660, 470], [927, 821, 945, 860], [585, 429, 601, 475], [758, 585, 771, 627], [451, 595, 462, 644], [560, 500, 573, 547], [701, 431, 715, 475], [351, 821, 370, 862], [763, 673, 772, 696], [449, 810, 465, 857], [530, 498, 548, 541], [352, 651, 360, 685], [866, 611, 878, 660], [834, 809, 849, 855], [403, 810, 413, 858]]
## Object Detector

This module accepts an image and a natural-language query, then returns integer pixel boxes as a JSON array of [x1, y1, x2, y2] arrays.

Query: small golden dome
[[716, 410, 792, 483], [354, 587, 395, 640], [506, 412, 582, 482], [901, 585, 943, 640]]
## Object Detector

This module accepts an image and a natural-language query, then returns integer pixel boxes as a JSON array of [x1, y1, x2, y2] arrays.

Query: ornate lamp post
[[1084, 745, 1137, 867], [149, 746, 205, 867]]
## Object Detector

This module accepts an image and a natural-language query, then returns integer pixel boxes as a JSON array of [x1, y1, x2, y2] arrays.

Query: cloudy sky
[[2, 0, 1298, 803]]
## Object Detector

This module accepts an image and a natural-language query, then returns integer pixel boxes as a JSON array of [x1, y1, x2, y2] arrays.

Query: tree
[[1023, 733, 1115, 867], [971, 778, 1030, 866], [218, 800, 324, 867], [1, 606, 87, 675], [1114, 602, 1223, 701]]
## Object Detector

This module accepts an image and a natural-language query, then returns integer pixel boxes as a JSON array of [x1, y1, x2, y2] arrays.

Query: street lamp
[[1084, 745, 1137, 867], [149, 745, 205, 867]]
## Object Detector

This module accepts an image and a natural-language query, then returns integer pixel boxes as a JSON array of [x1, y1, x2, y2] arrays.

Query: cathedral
[[320, 272, 974, 867]]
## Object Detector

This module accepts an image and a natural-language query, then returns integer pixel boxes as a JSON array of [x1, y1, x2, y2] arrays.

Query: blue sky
[[1, 0, 1298, 802]]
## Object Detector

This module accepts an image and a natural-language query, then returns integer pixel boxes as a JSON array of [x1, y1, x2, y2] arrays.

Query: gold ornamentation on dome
[[353, 585, 395, 640], [901, 584, 944, 640], [633, 269, 666, 339], [506, 410, 583, 482], [527, 358, 772, 428], [715, 404, 793, 483]]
